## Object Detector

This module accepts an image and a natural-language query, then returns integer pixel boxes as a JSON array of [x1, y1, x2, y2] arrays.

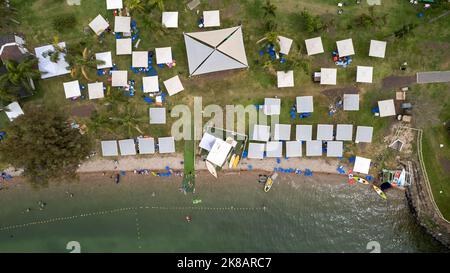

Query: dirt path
[[382, 75, 416, 90]]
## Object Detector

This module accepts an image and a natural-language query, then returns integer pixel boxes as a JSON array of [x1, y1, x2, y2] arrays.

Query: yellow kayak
[[264, 178, 273, 192], [232, 155, 240, 168], [372, 185, 387, 200], [353, 176, 369, 185]]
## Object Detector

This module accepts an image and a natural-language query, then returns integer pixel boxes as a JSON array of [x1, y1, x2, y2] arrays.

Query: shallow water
[[0, 172, 447, 252]]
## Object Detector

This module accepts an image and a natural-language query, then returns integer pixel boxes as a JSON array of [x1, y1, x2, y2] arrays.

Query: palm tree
[[147, 0, 165, 12], [42, 36, 66, 63], [0, 2, 19, 30], [125, 0, 145, 14], [0, 57, 40, 94], [109, 105, 146, 136], [66, 47, 104, 81], [262, 0, 277, 18]]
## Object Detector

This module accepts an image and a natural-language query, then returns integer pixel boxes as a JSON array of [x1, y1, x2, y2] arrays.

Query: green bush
[[52, 14, 77, 32]]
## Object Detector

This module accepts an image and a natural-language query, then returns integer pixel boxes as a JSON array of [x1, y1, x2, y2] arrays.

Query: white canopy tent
[[158, 137, 175, 153], [162, 12, 179, 28], [149, 107, 166, 124], [184, 26, 248, 76], [247, 143, 265, 159], [317, 124, 334, 141], [327, 141, 343, 157], [356, 66, 373, 83], [138, 137, 155, 154], [278, 36, 293, 55], [199, 132, 217, 151], [296, 125, 313, 141], [101, 140, 118, 157], [343, 94, 359, 111], [5, 102, 24, 121], [252, 124, 270, 142], [106, 0, 122, 10], [95, 51, 113, 69], [336, 38, 355, 57], [277, 70, 294, 88], [286, 141, 302, 158], [369, 40, 387, 58], [305, 36, 324, 56], [114, 16, 131, 33], [320, 68, 337, 85], [266, 141, 282, 158], [353, 156, 371, 174], [119, 139, 136, 156], [116, 38, 132, 55], [306, 140, 322, 157], [88, 82, 104, 100], [336, 124, 353, 141], [296, 96, 314, 113], [111, 70, 128, 87], [155, 47, 173, 64], [263, 98, 281, 116], [203, 10, 220, 27], [63, 80, 81, 99], [378, 99, 396, 117], [355, 126, 373, 143], [273, 124, 291, 141], [132, 51, 148, 68], [35, 43, 70, 79], [206, 138, 232, 166], [142, 76, 159, 93], [89, 15, 109, 36], [163, 75, 184, 96]]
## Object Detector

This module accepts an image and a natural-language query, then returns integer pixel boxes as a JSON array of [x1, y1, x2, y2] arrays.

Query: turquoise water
[[0, 173, 447, 252]]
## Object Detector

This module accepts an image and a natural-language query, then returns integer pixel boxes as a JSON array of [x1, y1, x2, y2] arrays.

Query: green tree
[[108, 104, 146, 136], [300, 10, 323, 33], [125, 0, 145, 14], [0, 57, 40, 99], [66, 47, 104, 81], [262, 0, 277, 18], [147, 0, 165, 12], [0, 105, 92, 184], [0, 2, 19, 30]]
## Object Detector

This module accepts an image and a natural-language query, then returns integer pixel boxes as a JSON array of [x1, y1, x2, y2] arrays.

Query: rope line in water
[[0, 206, 266, 231]]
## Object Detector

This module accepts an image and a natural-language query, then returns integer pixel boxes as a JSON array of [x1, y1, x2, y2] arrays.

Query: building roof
[[263, 98, 280, 115], [277, 70, 294, 88], [149, 107, 166, 124], [142, 76, 159, 93], [317, 124, 334, 141], [155, 47, 172, 64], [417, 71, 450, 84], [203, 10, 220, 27], [353, 156, 371, 174], [252, 124, 270, 141], [304, 36, 324, 56], [138, 137, 155, 154], [101, 140, 118, 156], [184, 26, 248, 76], [273, 124, 291, 141], [199, 132, 217, 151], [35, 42, 70, 79], [369, 40, 386, 58], [63, 80, 81, 99], [266, 141, 282, 158], [296, 96, 314, 113], [132, 51, 148, 68], [336, 38, 355, 57], [106, 0, 123, 10], [88, 82, 104, 100], [95, 51, 113, 69], [356, 66, 373, 83], [336, 124, 353, 141], [162, 12, 179, 28], [0, 35, 26, 62], [320, 68, 337, 85], [296, 124, 313, 141], [89, 14, 109, 36], [378, 99, 396, 117], [247, 142, 265, 159], [286, 141, 302, 157], [158, 137, 175, 153], [119, 139, 137, 156], [278, 36, 293, 55], [116, 38, 132, 55], [327, 141, 343, 157], [206, 138, 232, 166], [355, 126, 373, 143], [114, 16, 131, 33], [343, 94, 359, 111], [163, 75, 184, 96], [306, 140, 322, 156], [5, 101, 24, 122], [111, 70, 128, 87]]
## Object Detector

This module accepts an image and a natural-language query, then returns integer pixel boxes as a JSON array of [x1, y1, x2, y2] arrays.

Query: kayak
[[264, 177, 273, 192], [229, 154, 236, 169], [205, 161, 217, 178], [353, 176, 370, 185], [372, 185, 387, 200], [192, 199, 202, 205], [232, 155, 240, 168]]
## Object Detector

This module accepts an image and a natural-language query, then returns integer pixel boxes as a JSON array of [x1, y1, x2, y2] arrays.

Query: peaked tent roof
[[192, 50, 246, 76], [186, 26, 239, 48], [217, 27, 248, 66], [184, 35, 215, 75]]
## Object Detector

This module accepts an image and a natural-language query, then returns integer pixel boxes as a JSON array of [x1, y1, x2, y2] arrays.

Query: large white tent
[[35, 43, 70, 79], [306, 140, 322, 157], [89, 15, 109, 36], [138, 137, 155, 154], [158, 137, 175, 153], [305, 37, 324, 56], [184, 26, 248, 76], [116, 38, 132, 55], [369, 40, 387, 58], [327, 141, 343, 157], [263, 98, 281, 116], [336, 124, 353, 141], [296, 125, 313, 141], [114, 16, 131, 33], [296, 96, 314, 113], [88, 82, 104, 100], [106, 0, 122, 10], [5, 102, 24, 122], [336, 38, 355, 57], [252, 124, 270, 142], [203, 10, 220, 27], [63, 80, 81, 99], [248, 143, 265, 159], [356, 66, 373, 83], [162, 12, 179, 28], [343, 94, 359, 111], [378, 99, 396, 117], [149, 107, 166, 124], [163, 75, 184, 96], [111, 70, 128, 87], [101, 140, 118, 156], [119, 139, 136, 156], [155, 47, 173, 64], [273, 124, 291, 141], [277, 70, 294, 88], [199, 132, 217, 151], [142, 76, 159, 93], [278, 36, 293, 55], [207, 138, 232, 166], [132, 51, 148, 68], [95, 51, 113, 69], [317, 124, 334, 141], [286, 141, 302, 158], [353, 156, 371, 174], [355, 126, 373, 143], [320, 68, 337, 85], [266, 141, 282, 158]]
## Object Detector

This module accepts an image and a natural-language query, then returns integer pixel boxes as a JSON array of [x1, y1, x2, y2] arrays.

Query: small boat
[[229, 154, 236, 169], [264, 173, 278, 192], [353, 176, 369, 185], [205, 161, 217, 178], [372, 185, 387, 200], [232, 155, 240, 168]]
